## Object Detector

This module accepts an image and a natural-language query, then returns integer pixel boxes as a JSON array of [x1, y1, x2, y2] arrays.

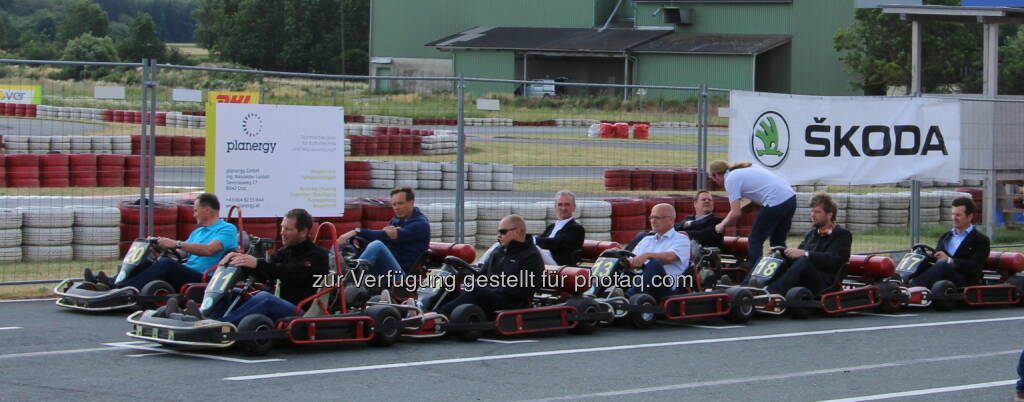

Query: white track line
[[0, 326, 23, 331], [819, 379, 1018, 402], [0, 346, 119, 360], [685, 324, 745, 329], [125, 352, 167, 358], [105, 342, 284, 364], [524, 350, 1019, 401], [224, 315, 1024, 381], [0, 298, 58, 303], [478, 338, 538, 344], [848, 312, 917, 318]]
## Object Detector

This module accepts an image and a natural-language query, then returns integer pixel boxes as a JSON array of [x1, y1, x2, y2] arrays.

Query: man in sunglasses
[[627, 203, 691, 300], [436, 215, 544, 317]]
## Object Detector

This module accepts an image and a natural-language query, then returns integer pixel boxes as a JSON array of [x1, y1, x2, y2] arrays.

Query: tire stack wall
[[0, 209, 23, 262], [606, 198, 645, 244], [67, 206, 120, 261], [417, 162, 443, 190], [575, 200, 612, 241], [18, 207, 73, 262]]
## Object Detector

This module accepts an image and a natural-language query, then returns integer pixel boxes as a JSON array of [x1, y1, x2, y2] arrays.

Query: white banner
[[728, 91, 960, 185], [213, 103, 344, 218]]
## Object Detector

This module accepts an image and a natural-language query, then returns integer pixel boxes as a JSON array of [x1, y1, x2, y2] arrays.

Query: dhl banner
[[209, 91, 259, 104], [0, 85, 42, 104]]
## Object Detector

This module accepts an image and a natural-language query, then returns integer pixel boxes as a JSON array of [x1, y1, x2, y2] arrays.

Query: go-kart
[[584, 245, 753, 329], [126, 221, 403, 355], [370, 255, 612, 341], [893, 244, 1024, 311], [54, 238, 189, 311]]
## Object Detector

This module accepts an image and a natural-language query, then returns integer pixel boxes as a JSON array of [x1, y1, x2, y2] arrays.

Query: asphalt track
[[2, 298, 1022, 401]]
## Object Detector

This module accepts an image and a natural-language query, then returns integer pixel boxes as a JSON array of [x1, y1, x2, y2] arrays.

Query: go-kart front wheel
[[237, 314, 275, 356], [366, 305, 401, 347], [567, 297, 601, 335], [725, 287, 754, 324], [785, 287, 814, 319], [450, 304, 485, 342], [931, 280, 957, 311], [139, 280, 175, 309], [626, 293, 657, 329]]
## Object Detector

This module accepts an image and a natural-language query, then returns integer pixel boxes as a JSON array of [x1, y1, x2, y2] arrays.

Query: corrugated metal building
[[369, 0, 863, 96]]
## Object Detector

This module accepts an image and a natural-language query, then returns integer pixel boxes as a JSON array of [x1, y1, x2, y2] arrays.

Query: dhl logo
[[215, 94, 251, 103]]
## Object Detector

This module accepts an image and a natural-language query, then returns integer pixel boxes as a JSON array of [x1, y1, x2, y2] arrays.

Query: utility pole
[[340, 1, 346, 74]]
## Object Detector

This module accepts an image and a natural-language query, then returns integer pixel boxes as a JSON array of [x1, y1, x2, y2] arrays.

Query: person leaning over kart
[[435, 215, 544, 318], [760, 191, 852, 296], [336, 186, 430, 280], [626, 203, 691, 300], [83, 193, 238, 291], [675, 190, 724, 249], [534, 190, 585, 266], [709, 160, 796, 279], [164, 208, 330, 322], [908, 197, 990, 288]]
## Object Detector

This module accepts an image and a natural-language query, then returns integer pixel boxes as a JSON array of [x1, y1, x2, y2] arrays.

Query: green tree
[[117, 13, 166, 62], [57, 0, 110, 43], [59, 33, 118, 79]]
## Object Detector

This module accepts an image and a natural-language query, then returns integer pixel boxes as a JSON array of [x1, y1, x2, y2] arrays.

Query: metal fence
[[0, 58, 1020, 292]]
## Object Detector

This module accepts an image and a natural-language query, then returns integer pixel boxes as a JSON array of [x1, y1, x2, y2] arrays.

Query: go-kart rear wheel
[[450, 304, 486, 342], [366, 305, 401, 347], [931, 280, 957, 311], [139, 280, 174, 309], [1007, 276, 1024, 306], [567, 297, 600, 334], [874, 281, 902, 314], [237, 314, 275, 356], [626, 293, 657, 329], [725, 287, 754, 324], [785, 287, 814, 319]]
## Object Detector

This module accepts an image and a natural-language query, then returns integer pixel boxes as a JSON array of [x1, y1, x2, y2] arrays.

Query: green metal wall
[[634, 3, 791, 34], [371, 0, 599, 59], [634, 53, 752, 98], [454, 50, 516, 95], [790, 0, 857, 95], [755, 44, 791, 94]]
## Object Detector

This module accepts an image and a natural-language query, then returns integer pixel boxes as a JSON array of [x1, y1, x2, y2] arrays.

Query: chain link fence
[[0, 59, 1020, 295]]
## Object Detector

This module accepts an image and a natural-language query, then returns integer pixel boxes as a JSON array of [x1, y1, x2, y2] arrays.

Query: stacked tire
[[96, 155, 125, 187], [345, 161, 371, 189], [436, 203, 478, 245], [417, 162, 443, 190], [508, 202, 549, 239], [359, 198, 393, 231], [492, 164, 513, 191], [878, 192, 911, 230], [845, 194, 880, 233], [468, 202, 503, 247], [467, 163, 493, 191], [369, 161, 395, 189], [6, 154, 39, 187], [18, 207, 73, 262], [2, 135, 28, 154], [39, 154, 70, 187], [790, 193, 814, 235], [575, 200, 613, 241], [606, 198, 646, 244], [0, 209, 22, 262], [416, 203, 444, 241], [394, 161, 419, 189], [118, 201, 178, 247], [67, 206, 120, 261], [69, 154, 98, 187]]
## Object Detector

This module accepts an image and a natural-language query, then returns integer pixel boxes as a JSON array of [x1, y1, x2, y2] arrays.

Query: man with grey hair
[[536, 190, 585, 265], [437, 214, 544, 317], [628, 203, 691, 300]]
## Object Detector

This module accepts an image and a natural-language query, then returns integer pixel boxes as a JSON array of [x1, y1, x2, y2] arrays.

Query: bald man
[[628, 203, 692, 300]]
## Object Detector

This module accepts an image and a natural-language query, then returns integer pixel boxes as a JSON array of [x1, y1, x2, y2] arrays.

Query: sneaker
[[163, 297, 182, 317], [378, 289, 392, 304], [718, 275, 735, 287], [83, 268, 96, 284], [184, 300, 203, 319], [96, 271, 111, 287]]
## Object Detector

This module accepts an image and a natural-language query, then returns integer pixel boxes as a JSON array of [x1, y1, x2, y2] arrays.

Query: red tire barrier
[[118, 200, 178, 225], [633, 123, 649, 140], [613, 123, 629, 139], [121, 223, 177, 241], [630, 169, 653, 191], [611, 215, 646, 231], [360, 199, 393, 221], [190, 137, 205, 156], [611, 230, 642, 244], [171, 136, 192, 156], [361, 219, 390, 230], [341, 202, 363, 222], [97, 154, 125, 187], [606, 198, 645, 217]]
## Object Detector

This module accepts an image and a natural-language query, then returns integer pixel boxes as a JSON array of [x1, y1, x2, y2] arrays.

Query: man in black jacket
[[766, 192, 851, 296], [437, 215, 544, 317], [910, 197, 990, 288], [201, 208, 329, 323], [536, 190, 585, 266], [675, 190, 724, 248]]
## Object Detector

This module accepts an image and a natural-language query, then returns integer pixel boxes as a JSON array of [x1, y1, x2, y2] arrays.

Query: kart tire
[[725, 287, 754, 324], [140, 280, 175, 309], [874, 281, 903, 314], [568, 297, 601, 334], [1008, 276, 1024, 306], [450, 304, 485, 342], [627, 293, 657, 329], [237, 314, 275, 356], [785, 287, 814, 319], [931, 280, 957, 311], [366, 305, 401, 347]]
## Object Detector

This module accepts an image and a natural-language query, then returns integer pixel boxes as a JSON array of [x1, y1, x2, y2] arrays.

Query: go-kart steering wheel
[[443, 255, 480, 277], [149, 238, 186, 263], [911, 243, 936, 256]]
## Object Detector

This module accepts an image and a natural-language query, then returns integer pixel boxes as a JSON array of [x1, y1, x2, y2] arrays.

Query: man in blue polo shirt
[[85, 193, 238, 290]]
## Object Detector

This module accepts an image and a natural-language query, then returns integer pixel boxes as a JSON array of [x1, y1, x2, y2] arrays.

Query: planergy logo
[[225, 112, 277, 154], [750, 110, 789, 168]]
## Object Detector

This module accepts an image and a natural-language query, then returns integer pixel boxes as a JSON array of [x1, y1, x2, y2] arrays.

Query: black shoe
[[96, 271, 112, 287], [83, 268, 96, 284], [184, 300, 203, 319], [163, 297, 182, 317], [718, 274, 734, 287], [745, 279, 763, 289]]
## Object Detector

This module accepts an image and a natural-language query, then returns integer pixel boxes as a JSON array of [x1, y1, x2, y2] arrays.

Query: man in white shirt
[[536, 190, 585, 266], [628, 203, 691, 300]]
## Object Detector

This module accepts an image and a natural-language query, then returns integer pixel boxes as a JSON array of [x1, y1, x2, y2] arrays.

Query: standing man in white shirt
[[709, 160, 796, 282], [628, 203, 691, 300], [536, 190, 585, 266]]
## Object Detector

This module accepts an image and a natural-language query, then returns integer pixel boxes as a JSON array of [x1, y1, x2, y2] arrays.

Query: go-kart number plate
[[122, 242, 148, 265], [207, 266, 238, 293], [750, 256, 784, 281], [897, 253, 927, 273], [590, 257, 617, 279]]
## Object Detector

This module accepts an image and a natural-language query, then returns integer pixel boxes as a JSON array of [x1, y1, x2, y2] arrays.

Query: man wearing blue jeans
[[194, 208, 329, 323], [337, 187, 430, 281], [86, 193, 238, 291], [627, 203, 691, 300]]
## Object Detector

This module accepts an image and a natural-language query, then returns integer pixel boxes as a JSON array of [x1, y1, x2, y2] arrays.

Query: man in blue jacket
[[337, 187, 430, 280]]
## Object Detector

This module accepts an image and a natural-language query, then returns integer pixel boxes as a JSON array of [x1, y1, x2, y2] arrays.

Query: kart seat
[[846, 255, 895, 279], [987, 252, 1024, 274], [820, 265, 849, 295], [580, 240, 620, 262]]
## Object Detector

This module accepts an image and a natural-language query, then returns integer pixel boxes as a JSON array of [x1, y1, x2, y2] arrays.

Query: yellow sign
[[0, 85, 42, 104], [209, 91, 259, 104]]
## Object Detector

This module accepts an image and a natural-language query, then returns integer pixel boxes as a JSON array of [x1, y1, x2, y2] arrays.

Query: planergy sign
[[729, 91, 960, 185]]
